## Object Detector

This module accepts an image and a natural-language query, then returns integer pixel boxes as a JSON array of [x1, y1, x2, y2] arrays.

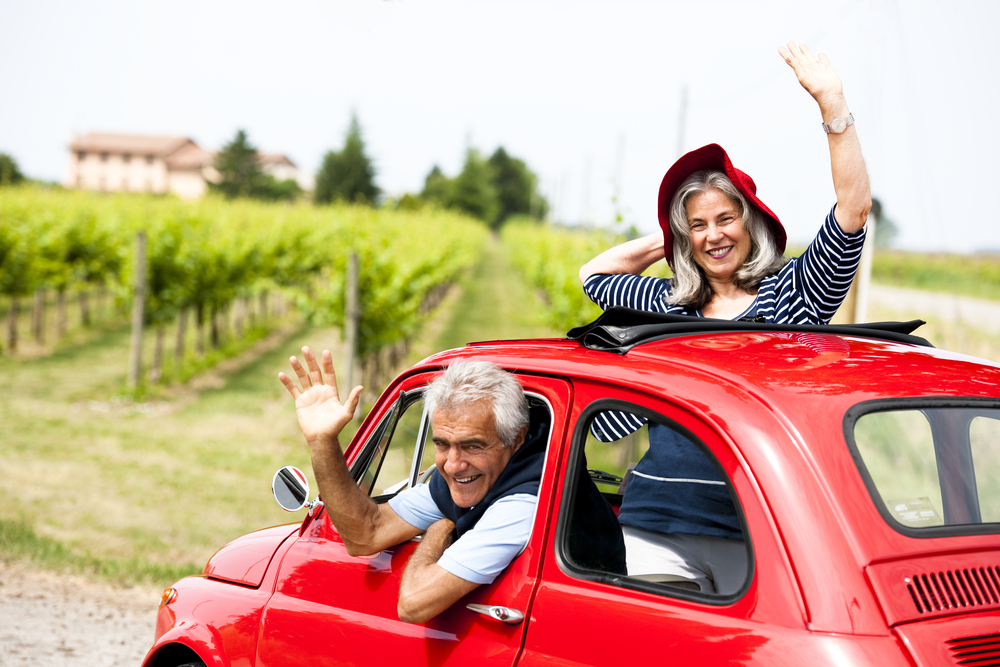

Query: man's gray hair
[[424, 360, 529, 447], [666, 170, 788, 309]]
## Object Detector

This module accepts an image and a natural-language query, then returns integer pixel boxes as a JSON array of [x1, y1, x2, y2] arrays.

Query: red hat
[[657, 144, 785, 269]]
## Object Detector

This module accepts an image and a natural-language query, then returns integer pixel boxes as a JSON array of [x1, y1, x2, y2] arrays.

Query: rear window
[[846, 401, 1000, 536]]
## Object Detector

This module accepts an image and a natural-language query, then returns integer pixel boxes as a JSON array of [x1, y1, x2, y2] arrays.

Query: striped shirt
[[583, 206, 865, 538], [583, 205, 866, 325]]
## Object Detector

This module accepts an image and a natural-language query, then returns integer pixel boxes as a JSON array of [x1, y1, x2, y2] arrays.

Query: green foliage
[[212, 129, 265, 200], [258, 175, 304, 202], [501, 218, 672, 332], [314, 113, 380, 205], [449, 148, 498, 224], [488, 147, 547, 227], [0, 186, 488, 362], [0, 153, 26, 186], [872, 251, 1000, 302], [421, 165, 451, 204], [417, 147, 547, 228]]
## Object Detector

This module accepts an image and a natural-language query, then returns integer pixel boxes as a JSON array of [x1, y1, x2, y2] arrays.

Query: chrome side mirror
[[272, 466, 322, 515]]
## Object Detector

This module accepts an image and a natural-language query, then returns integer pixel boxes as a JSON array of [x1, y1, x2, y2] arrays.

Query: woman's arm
[[578, 232, 665, 284], [778, 41, 871, 234]]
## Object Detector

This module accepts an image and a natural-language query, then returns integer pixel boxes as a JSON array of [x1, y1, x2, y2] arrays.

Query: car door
[[519, 379, 808, 666], [255, 371, 572, 667]]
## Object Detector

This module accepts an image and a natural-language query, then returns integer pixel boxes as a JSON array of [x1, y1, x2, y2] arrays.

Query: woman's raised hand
[[778, 41, 845, 107], [278, 346, 363, 445]]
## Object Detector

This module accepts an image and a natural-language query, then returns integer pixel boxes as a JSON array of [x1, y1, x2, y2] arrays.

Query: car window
[[559, 404, 750, 600], [970, 415, 1000, 523], [849, 403, 1000, 534], [355, 391, 433, 500]]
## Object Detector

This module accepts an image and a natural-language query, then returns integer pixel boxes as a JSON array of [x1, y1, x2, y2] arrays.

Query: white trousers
[[622, 525, 748, 595]]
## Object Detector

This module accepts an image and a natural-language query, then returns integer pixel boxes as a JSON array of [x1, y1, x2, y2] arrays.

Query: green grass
[[0, 318, 346, 588], [0, 518, 200, 586], [433, 235, 561, 351], [872, 252, 1000, 302]]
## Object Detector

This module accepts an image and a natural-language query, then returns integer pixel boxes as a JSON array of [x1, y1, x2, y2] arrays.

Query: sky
[[2, 0, 999, 253]]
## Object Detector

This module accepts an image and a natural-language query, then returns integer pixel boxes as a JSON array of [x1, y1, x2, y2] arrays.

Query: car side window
[[354, 392, 434, 500], [559, 404, 751, 600]]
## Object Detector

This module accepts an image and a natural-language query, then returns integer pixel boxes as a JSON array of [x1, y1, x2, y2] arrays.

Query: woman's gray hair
[[424, 360, 529, 447], [666, 170, 788, 309]]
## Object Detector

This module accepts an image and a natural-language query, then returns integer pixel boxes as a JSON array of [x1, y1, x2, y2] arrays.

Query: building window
[[123, 154, 131, 164], [77, 151, 86, 161], [100, 152, 109, 162], [145, 155, 154, 165]]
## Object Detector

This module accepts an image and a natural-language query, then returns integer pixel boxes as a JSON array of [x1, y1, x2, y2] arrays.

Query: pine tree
[[314, 114, 379, 205], [212, 130, 264, 200]]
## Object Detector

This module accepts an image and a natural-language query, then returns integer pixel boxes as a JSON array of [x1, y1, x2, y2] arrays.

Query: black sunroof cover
[[566, 307, 930, 354]]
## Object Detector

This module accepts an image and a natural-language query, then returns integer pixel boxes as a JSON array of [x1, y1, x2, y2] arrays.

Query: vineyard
[[0, 186, 488, 391], [500, 217, 672, 332]]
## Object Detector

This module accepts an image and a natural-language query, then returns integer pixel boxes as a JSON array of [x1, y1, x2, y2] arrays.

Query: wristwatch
[[822, 113, 855, 134]]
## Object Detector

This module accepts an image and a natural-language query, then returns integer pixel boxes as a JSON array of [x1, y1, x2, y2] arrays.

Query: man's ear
[[510, 425, 528, 453]]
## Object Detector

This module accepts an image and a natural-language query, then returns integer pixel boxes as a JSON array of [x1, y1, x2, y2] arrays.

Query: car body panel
[[893, 610, 1000, 666], [144, 527, 299, 667], [203, 525, 299, 588]]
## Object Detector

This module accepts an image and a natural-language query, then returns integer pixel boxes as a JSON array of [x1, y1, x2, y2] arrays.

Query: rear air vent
[[947, 633, 1000, 666], [907, 567, 1000, 614]]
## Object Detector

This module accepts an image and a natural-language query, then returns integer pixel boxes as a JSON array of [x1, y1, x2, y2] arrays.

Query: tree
[[314, 114, 379, 205], [212, 130, 265, 200], [0, 153, 25, 186], [487, 147, 548, 227], [420, 165, 452, 205], [449, 148, 498, 224], [871, 197, 898, 248]]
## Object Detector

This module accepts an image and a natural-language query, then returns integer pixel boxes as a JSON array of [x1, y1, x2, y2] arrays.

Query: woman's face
[[685, 188, 751, 284]]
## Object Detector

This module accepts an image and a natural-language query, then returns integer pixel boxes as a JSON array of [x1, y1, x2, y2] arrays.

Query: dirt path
[[0, 561, 160, 666]]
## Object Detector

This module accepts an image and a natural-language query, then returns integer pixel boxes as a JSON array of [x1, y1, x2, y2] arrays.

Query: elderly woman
[[578, 42, 871, 594]]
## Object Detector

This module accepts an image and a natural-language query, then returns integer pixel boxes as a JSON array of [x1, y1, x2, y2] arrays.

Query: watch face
[[830, 117, 847, 133]]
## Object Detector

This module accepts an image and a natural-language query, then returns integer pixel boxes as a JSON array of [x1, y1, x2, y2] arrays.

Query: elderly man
[[278, 348, 537, 624]]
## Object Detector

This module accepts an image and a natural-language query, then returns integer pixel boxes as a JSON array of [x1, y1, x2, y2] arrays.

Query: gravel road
[[0, 562, 161, 666]]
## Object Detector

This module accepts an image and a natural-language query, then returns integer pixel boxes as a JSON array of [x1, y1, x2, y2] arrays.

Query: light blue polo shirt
[[389, 484, 536, 584]]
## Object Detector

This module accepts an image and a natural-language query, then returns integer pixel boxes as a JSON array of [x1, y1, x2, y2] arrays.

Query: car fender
[[141, 622, 229, 667]]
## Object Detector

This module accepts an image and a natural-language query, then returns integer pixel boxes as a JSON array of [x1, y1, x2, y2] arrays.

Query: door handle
[[466, 603, 524, 625]]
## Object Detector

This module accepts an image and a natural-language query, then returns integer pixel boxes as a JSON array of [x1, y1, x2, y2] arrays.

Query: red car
[[143, 312, 1000, 667]]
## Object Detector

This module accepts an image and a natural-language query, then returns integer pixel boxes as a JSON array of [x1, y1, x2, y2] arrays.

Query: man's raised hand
[[278, 346, 363, 446]]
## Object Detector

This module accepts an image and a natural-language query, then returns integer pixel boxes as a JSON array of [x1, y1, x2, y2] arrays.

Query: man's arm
[[397, 519, 479, 624], [779, 41, 872, 234], [279, 346, 421, 556]]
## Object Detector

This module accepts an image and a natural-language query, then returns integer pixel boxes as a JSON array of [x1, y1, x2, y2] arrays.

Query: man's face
[[431, 404, 524, 509]]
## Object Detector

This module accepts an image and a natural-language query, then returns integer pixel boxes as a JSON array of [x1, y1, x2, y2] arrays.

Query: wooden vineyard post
[[127, 231, 147, 390], [343, 252, 360, 399]]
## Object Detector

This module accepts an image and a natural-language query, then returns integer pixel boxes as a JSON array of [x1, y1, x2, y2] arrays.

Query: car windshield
[[850, 405, 1000, 533]]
